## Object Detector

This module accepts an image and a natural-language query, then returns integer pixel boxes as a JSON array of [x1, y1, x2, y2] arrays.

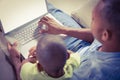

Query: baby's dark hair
[[101, 0, 120, 37], [36, 34, 68, 73]]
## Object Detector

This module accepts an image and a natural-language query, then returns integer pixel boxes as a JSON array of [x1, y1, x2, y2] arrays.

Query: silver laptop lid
[[0, 0, 48, 34]]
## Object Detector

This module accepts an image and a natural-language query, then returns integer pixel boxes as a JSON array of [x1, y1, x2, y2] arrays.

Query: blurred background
[[48, 0, 89, 15]]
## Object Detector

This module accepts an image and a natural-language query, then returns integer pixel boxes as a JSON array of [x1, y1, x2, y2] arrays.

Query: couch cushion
[[71, 0, 99, 28], [0, 32, 16, 80]]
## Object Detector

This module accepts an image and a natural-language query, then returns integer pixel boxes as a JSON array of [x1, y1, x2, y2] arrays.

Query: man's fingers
[[38, 19, 49, 34], [39, 16, 52, 25], [40, 19, 49, 26], [39, 28, 48, 34], [41, 16, 50, 21], [39, 17, 47, 23]]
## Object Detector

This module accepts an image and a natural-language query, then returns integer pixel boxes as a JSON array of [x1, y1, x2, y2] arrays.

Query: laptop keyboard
[[12, 14, 64, 45], [13, 21, 40, 45]]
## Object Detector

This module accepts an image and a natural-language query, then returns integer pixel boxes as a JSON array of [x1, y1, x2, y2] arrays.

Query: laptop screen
[[0, 0, 48, 33]]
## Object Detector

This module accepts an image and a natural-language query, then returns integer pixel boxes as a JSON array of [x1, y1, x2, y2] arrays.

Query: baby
[[8, 34, 80, 80]]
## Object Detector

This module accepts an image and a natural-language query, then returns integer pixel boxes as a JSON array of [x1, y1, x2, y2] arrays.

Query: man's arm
[[39, 16, 94, 42], [62, 28, 94, 42]]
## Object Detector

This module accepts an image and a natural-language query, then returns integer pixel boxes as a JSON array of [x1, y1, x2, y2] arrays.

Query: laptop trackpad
[[20, 39, 37, 59]]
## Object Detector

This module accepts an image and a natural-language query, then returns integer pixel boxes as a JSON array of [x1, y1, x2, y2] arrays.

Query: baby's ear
[[66, 52, 70, 59], [66, 50, 73, 59]]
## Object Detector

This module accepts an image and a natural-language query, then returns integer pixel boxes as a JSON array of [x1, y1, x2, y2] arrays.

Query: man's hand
[[39, 16, 66, 34]]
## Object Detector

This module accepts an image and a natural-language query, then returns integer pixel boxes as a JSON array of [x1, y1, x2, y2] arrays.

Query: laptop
[[0, 0, 65, 58]]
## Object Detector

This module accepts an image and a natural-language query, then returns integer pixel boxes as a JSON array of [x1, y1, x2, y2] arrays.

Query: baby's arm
[[21, 46, 37, 65], [21, 46, 43, 71]]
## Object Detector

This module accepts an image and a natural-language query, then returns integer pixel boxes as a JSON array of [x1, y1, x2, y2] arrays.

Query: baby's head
[[36, 34, 69, 77]]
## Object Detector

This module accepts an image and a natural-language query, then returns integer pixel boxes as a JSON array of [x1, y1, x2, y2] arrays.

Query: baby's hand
[[28, 46, 37, 63], [28, 46, 36, 58]]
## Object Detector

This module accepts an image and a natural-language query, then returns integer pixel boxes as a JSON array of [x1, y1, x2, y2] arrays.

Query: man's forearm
[[61, 27, 94, 42]]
